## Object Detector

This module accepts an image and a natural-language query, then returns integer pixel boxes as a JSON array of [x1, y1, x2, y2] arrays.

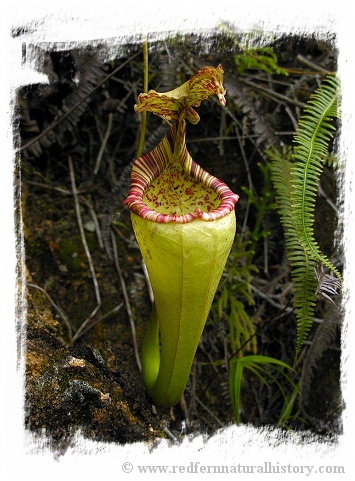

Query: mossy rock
[[24, 285, 167, 453]]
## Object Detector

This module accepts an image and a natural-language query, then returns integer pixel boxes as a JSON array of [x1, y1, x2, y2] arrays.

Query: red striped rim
[[123, 123, 238, 223]]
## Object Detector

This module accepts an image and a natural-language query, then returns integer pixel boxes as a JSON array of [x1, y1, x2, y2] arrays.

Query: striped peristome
[[123, 121, 239, 223]]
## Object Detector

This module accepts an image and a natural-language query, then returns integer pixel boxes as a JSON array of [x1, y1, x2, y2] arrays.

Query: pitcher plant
[[124, 65, 239, 407]]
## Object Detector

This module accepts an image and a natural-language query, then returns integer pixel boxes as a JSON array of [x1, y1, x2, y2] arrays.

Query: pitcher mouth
[[123, 123, 239, 224]]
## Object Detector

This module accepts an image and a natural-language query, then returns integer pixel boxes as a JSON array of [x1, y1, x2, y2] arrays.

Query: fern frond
[[291, 75, 341, 282], [268, 76, 341, 358], [268, 149, 318, 357]]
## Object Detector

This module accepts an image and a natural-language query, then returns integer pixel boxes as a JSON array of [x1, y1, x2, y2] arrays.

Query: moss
[[24, 285, 167, 453], [57, 237, 87, 272]]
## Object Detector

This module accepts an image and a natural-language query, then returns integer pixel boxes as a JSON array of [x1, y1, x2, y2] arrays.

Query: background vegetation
[[18, 28, 343, 451]]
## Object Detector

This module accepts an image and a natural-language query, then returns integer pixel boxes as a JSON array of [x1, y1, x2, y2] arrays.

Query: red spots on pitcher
[[124, 119, 238, 223]]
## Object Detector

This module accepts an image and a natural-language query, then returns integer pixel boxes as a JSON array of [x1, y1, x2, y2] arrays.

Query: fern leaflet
[[268, 75, 341, 358]]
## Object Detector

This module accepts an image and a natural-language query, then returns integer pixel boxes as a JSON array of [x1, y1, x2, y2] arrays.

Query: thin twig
[[141, 261, 154, 303], [27, 282, 73, 345], [73, 303, 123, 341], [94, 112, 113, 175], [89, 205, 104, 248], [318, 181, 339, 214], [274, 131, 295, 136], [296, 54, 333, 74], [284, 105, 299, 131], [218, 109, 226, 156], [111, 230, 142, 372], [187, 134, 260, 143], [163, 426, 179, 442], [195, 396, 225, 428], [136, 37, 149, 158], [263, 235, 269, 275], [72, 305, 103, 342], [235, 124, 253, 243], [27, 180, 88, 196], [250, 284, 292, 310], [243, 79, 306, 108], [179, 394, 190, 427], [68, 156, 102, 339], [80, 199, 105, 249], [69, 156, 101, 306]]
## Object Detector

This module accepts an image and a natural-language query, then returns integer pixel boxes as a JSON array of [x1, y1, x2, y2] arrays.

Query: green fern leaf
[[268, 149, 318, 356], [291, 75, 341, 282], [268, 75, 342, 358]]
